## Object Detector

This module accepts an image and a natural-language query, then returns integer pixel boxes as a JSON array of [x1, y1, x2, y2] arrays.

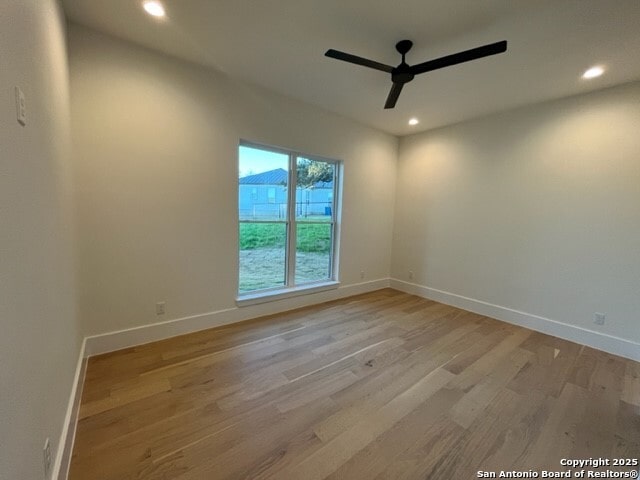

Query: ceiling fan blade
[[410, 40, 507, 75], [384, 82, 404, 109], [325, 49, 394, 73]]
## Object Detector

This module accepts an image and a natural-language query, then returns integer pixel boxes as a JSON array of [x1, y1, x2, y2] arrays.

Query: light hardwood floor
[[69, 289, 640, 479]]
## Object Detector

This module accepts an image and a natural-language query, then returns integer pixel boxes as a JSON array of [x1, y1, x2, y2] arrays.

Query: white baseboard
[[84, 278, 391, 357], [390, 278, 640, 362], [52, 338, 87, 480]]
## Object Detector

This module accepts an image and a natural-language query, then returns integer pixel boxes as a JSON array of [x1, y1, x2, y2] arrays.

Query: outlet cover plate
[[156, 302, 166, 315]]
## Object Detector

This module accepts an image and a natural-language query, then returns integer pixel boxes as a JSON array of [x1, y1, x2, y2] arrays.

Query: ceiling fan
[[325, 39, 507, 109]]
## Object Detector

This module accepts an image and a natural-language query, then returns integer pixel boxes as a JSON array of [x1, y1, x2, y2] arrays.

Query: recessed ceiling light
[[143, 1, 166, 17], [582, 66, 604, 79], [408, 118, 419, 126]]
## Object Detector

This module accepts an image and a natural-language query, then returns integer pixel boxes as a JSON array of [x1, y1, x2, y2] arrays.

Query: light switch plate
[[15, 86, 26, 126], [43, 438, 51, 478]]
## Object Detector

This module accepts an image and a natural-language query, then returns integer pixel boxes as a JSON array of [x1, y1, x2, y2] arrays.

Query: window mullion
[[286, 153, 297, 287], [329, 165, 338, 280]]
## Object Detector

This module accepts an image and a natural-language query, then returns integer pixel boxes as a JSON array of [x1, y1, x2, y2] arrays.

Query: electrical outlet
[[594, 313, 605, 325], [359, 271, 365, 280], [43, 438, 51, 478], [156, 302, 166, 315], [408, 270, 414, 280]]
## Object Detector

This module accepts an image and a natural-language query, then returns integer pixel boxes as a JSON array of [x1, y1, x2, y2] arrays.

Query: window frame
[[237, 140, 341, 304]]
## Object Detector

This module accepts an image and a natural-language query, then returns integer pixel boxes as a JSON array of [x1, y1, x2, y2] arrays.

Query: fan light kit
[[325, 39, 508, 109], [143, 1, 166, 17], [582, 66, 604, 79]]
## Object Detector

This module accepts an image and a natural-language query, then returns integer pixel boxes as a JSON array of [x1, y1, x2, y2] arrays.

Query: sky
[[239, 145, 288, 178]]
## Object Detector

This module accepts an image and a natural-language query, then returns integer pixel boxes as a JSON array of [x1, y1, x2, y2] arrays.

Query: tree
[[296, 159, 333, 188]]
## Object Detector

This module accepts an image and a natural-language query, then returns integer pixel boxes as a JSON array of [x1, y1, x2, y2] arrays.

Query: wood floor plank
[[623, 362, 640, 406], [273, 368, 454, 480], [328, 388, 466, 480], [171, 398, 338, 480], [69, 288, 640, 480], [315, 351, 456, 442], [449, 347, 533, 428], [474, 388, 552, 473], [515, 382, 590, 470]]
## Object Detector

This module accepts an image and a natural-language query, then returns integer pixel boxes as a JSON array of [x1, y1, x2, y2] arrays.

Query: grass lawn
[[239, 222, 332, 293], [239, 222, 331, 252]]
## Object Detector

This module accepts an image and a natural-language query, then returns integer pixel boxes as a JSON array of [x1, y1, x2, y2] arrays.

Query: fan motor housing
[[392, 66, 415, 84]]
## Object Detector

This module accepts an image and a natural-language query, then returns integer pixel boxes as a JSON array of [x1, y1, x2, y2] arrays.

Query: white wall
[[392, 81, 640, 347], [68, 25, 398, 338], [0, 1, 80, 479]]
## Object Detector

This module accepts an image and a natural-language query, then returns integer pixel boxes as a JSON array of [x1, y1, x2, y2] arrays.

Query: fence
[[239, 201, 332, 220]]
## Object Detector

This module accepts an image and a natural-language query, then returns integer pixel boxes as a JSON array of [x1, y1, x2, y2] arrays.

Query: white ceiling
[[62, 0, 640, 136]]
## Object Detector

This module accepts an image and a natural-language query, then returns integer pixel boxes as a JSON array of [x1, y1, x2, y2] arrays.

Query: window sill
[[236, 281, 340, 307]]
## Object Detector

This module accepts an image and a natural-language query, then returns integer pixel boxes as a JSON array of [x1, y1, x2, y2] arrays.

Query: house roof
[[240, 168, 333, 188], [239, 168, 287, 185]]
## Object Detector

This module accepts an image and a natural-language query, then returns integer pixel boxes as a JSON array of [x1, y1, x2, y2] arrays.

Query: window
[[238, 142, 339, 297]]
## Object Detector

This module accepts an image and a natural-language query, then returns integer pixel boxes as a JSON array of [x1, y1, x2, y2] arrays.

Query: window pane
[[239, 222, 287, 293], [295, 223, 332, 284], [295, 158, 335, 222], [239, 146, 288, 221]]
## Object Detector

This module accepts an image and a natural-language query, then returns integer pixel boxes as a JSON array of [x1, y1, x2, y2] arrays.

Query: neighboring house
[[239, 168, 288, 219], [239, 168, 333, 219]]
